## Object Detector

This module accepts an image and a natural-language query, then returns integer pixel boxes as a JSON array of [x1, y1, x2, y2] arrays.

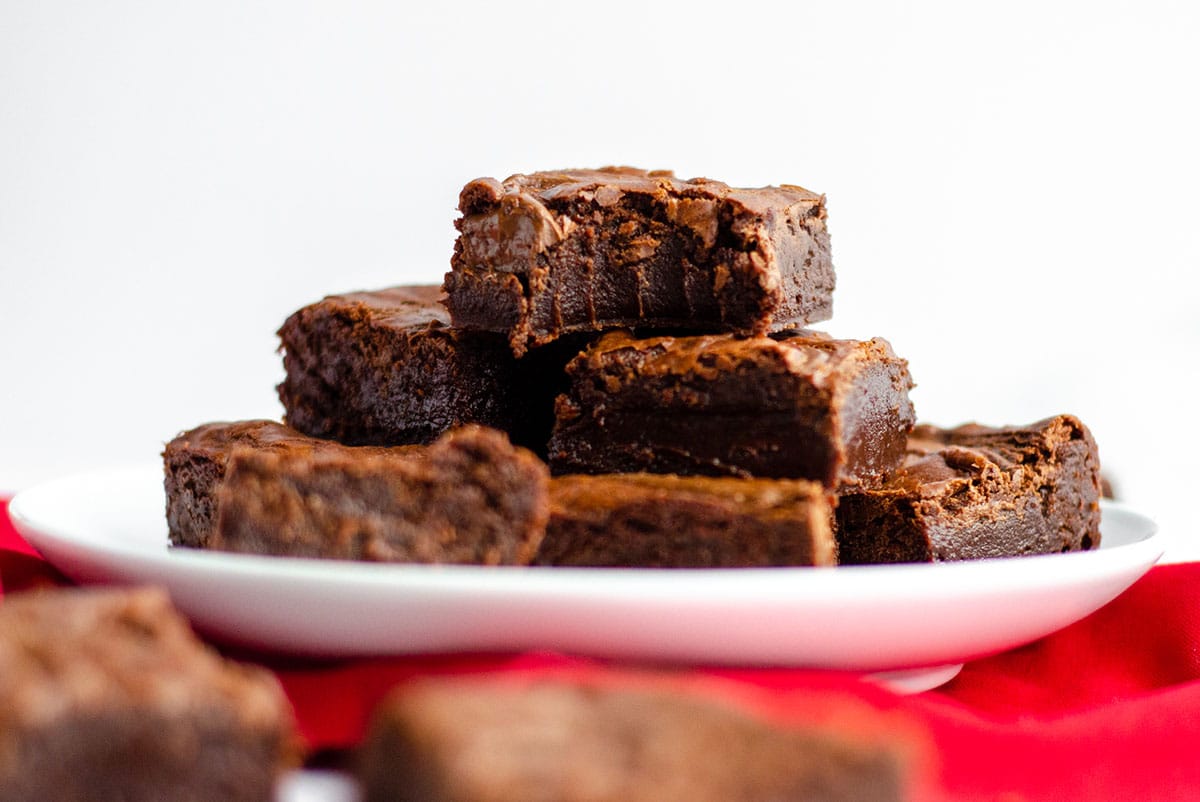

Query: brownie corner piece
[[163, 419, 315, 548], [0, 587, 298, 801], [444, 167, 834, 354], [276, 285, 530, 446], [548, 330, 914, 487], [836, 414, 1102, 564]]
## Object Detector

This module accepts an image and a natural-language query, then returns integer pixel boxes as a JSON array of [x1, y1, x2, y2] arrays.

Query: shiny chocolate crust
[[359, 679, 910, 802], [537, 473, 836, 568], [277, 286, 546, 447], [547, 330, 915, 487], [444, 167, 834, 355], [835, 415, 1102, 563], [164, 422, 550, 565], [0, 587, 298, 801]]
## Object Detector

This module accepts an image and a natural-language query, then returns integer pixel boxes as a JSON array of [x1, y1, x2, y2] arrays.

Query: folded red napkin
[[3, 498, 1198, 800]]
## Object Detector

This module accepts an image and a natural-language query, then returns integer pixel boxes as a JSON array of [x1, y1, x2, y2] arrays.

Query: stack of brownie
[[165, 166, 1103, 566]]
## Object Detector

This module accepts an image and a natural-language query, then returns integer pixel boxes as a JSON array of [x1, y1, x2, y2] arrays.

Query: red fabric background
[[3, 498, 1198, 800]]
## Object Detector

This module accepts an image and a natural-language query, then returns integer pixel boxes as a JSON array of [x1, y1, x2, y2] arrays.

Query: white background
[[3, 1, 1198, 556]]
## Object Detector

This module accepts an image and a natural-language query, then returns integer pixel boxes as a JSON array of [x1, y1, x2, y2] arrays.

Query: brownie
[[359, 679, 909, 802], [0, 587, 297, 802], [835, 415, 1103, 564], [163, 421, 550, 564], [444, 167, 834, 355], [164, 419, 394, 549], [547, 330, 915, 487], [537, 473, 836, 567], [277, 285, 569, 449]]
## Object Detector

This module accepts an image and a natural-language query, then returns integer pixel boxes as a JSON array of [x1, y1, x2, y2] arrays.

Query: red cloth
[[4, 498, 1198, 800]]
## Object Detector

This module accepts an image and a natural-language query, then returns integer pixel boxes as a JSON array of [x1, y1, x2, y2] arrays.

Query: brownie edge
[[538, 473, 836, 567]]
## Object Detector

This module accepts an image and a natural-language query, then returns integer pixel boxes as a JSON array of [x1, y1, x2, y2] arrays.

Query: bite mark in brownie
[[547, 330, 915, 487], [835, 414, 1103, 563], [0, 587, 298, 802], [538, 473, 836, 567], [444, 167, 835, 355], [277, 285, 570, 450], [163, 421, 549, 564], [359, 679, 910, 802]]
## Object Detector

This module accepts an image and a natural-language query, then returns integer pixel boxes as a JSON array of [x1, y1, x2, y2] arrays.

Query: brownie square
[[835, 415, 1103, 564], [537, 474, 836, 567], [444, 167, 835, 355], [163, 421, 550, 565], [0, 587, 297, 802], [547, 330, 915, 487], [278, 285, 563, 449], [359, 679, 909, 802]]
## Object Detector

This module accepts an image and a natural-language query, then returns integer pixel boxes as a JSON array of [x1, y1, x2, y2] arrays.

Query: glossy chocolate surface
[[836, 415, 1102, 563]]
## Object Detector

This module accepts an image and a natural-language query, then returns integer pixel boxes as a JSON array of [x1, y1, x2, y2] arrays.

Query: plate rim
[[5, 462, 1165, 668], [7, 462, 1163, 594]]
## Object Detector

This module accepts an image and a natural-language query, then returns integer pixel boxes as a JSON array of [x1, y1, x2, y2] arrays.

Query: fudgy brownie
[[835, 415, 1103, 564], [164, 419, 398, 549], [537, 474, 836, 567], [163, 421, 550, 564], [444, 167, 834, 355], [278, 285, 561, 448], [359, 679, 909, 802], [0, 587, 297, 802], [547, 330, 915, 486]]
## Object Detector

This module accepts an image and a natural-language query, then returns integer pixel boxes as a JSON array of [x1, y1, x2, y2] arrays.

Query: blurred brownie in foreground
[[0, 587, 297, 802], [537, 474, 836, 567], [444, 167, 834, 355], [278, 286, 549, 448], [836, 415, 1102, 563], [548, 330, 915, 487], [163, 421, 549, 564], [359, 679, 910, 802]]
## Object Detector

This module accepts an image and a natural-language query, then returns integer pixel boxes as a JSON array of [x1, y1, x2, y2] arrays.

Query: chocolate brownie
[[444, 167, 834, 355], [164, 419, 398, 549], [547, 330, 915, 486], [163, 421, 550, 564], [537, 474, 836, 567], [359, 679, 909, 802], [0, 587, 297, 802], [835, 415, 1102, 564], [278, 285, 561, 448]]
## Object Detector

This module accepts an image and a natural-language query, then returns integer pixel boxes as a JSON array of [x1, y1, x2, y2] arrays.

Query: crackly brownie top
[[0, 587, 289, 730], [294, 285, 450, 332], [166, 420, 416, 462], [456, 167, 826, 267], [571, 330, 906, 393], [887, 415, 1099, 499], [460, 167, 823, 215], [551, 473, 829, 515]]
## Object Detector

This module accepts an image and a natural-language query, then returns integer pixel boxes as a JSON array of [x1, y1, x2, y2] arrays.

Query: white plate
[[277, 771, 358, 802], [8, 464, 1162, 671]]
